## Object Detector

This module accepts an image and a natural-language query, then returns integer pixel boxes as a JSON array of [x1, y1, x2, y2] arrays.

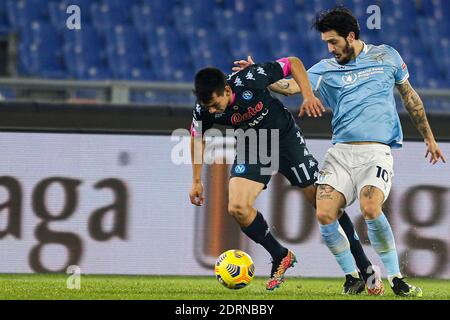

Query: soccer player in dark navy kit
[[189, 56, 378, 291]]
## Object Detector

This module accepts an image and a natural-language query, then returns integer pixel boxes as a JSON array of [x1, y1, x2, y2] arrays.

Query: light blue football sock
[[319, 220, 358, 276], [366, 213, 402, 282]]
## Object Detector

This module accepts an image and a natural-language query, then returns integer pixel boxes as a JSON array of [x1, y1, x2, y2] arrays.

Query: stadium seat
[[255, 10, 296, 41], [214, 9, 256, 38], [187, 28, 233, 72], [7, 0, 48, 29], [19, 42, 67, 78], [173, 6, 213, 37], [133, 4, 172, 36], [0, 1, 11, 34], [420, 0, 450, 18], [261, 0, 300, 14], [379, 0, 418, 20], [1, 0, 447, 96], [90, 2, 131, 32]]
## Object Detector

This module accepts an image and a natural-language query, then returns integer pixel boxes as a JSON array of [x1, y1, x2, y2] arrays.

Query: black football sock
[[241, 211, 288, 262], [338, 211, 372, 281]]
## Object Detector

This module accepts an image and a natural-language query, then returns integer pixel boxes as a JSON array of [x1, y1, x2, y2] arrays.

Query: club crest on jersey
[[342, 73, 358, 85], [242, 91, 253, 100], [234, 164, 246, 174]]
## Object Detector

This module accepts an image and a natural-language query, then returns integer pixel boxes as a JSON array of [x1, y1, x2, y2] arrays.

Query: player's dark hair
[[313, 6, 360, 40], [193, 67, 227, 104]]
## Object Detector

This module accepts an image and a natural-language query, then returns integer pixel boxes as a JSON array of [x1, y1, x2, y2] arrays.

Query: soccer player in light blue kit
[[266, 7, 446, 296]]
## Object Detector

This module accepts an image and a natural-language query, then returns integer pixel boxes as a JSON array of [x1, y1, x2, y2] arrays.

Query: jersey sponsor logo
[[234, 164, 246, 174], [342, 73, 358, 85], [248, 109, 269, 127], [242, 90, 253, 100], [245, 71, 255, 80], [231, 101, 264, 125]]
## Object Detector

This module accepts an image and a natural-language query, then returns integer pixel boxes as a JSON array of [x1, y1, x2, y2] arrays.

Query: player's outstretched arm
[[288, 56, 325, 118], [189, 136, 206, 206], [232, 56, 300, 96], [396, 80, 446, 164]]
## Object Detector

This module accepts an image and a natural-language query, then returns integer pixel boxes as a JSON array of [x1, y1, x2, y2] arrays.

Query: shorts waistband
[[333, 143, 391, 153]]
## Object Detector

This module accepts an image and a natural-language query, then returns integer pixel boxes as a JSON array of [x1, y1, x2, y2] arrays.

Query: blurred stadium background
[[0, 0, 448, 110], [0, 0, 449, 296]]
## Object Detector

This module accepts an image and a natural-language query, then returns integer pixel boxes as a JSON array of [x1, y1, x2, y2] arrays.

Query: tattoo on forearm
[[397, 82, 431, 138], [276, 79, 290, 89], [318, 185, 334, 200]]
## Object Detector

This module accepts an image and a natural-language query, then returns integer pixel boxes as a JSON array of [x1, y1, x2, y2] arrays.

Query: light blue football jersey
[[307, 43, 409, 148]]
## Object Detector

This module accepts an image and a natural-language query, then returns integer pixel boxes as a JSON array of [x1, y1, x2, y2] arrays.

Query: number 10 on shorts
[[376, 165, 389, 182]]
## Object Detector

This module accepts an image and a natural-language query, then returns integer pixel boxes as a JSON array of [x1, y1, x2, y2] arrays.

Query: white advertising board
[[0, 133, 448, 278]]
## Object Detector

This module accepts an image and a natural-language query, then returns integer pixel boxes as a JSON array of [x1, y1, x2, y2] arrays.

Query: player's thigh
[[359, 185, 385, 219], [316, 184, 346, 223], [316, 149, 355, 207], [228, 177, 265, 209], [355, 150, 394, 205], [278, 125, 319, 189]]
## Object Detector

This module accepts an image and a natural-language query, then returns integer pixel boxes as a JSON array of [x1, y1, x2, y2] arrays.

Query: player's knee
[[360, 202, 382, 219], [228, 202, 250, 219], [316, 210, 336, 225]]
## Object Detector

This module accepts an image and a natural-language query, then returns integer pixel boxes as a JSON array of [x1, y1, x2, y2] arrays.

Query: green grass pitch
[[0, 274, 448, 300]]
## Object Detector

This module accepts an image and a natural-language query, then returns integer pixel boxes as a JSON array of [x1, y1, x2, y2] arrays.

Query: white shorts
[[316, 143, 394, 207]]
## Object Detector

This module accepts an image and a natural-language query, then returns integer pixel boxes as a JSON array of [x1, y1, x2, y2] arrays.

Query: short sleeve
[[233, 59, 286, 90], [190, 103, 214, 137], [389, 46, 409, 84], [307, 62, 325, 92]]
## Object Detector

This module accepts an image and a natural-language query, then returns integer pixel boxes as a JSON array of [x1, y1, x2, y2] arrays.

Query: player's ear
[[347, 31, 356, 43], [224, 85, 232, 97]]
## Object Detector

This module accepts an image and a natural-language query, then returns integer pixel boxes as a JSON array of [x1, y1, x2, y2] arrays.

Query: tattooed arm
[[232, 56, 301, 96], [396, 80, 446, 164], [268, 79, 301, 96]]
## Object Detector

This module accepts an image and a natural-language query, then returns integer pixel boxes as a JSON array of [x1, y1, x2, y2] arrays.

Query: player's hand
[[189, 182, 205, 206], [232, 56, 255, 72], [424, 138, 446, 164], [298, 95, 326, 118]]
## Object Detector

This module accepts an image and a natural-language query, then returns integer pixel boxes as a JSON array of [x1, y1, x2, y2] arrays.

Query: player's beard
[[336, 39, 355, 65]]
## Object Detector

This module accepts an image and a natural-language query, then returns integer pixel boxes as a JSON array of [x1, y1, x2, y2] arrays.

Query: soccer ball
[[214, 249, 255, 289]]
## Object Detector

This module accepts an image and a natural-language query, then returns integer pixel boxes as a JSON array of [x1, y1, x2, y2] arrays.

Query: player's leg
[[300, 183, 373, 283], [316, 183, 365, 294], [279, 129, 373, 292], [358, 186, 422, 295], [313, 146, 366, 294], [356, 145, 421, 297], [228, 175, 296, 290]]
